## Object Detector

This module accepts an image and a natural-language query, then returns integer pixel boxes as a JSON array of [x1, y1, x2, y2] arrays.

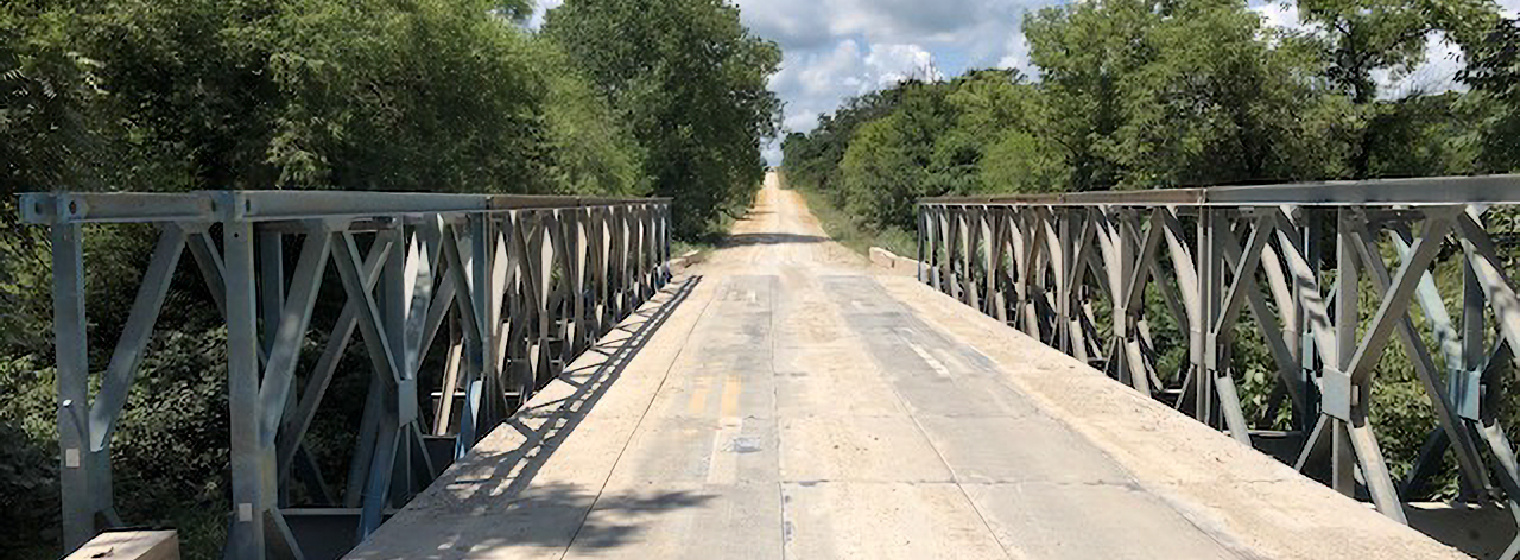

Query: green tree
[[544, 0, 783, 238], [1115, 0, 1349, 186], [837, 81, 961, 230], [1025, 0, 1160, 191], [1026, 0, 1352, 189], [940, 69, 1072, 194], [1459, 15, 1520, 170], [0, 1, 647, 557], [1293, 0, 1501, 176], [781, 88, 903, 203], [977, 129, 1069, 193]]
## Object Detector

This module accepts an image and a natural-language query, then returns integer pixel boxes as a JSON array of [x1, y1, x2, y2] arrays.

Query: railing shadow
[[346, 275, 706, 559]]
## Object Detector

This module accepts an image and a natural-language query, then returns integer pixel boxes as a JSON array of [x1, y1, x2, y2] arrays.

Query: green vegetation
[[544, 0, 781, 238], [786, 176, 915, 259], [782, 0, 1520, 505], [784, 1, 1519, 232], [0, 0, 779, 557]]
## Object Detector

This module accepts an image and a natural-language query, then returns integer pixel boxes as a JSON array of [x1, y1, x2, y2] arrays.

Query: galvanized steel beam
[[22, 190, 672, 559], [919, 174, 1520, 527]]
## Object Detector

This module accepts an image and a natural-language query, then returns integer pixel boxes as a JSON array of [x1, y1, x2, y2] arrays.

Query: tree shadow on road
[[720, 233, 830, 247]]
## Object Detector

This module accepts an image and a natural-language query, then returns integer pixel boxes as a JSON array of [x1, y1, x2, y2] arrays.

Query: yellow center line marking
[[688, 376, 711, 415], [721, 374, 743, 418]]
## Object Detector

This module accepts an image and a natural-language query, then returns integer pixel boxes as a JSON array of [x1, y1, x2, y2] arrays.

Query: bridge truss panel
[[920, 176, 1520, 551], [20, 191, 673, 560]]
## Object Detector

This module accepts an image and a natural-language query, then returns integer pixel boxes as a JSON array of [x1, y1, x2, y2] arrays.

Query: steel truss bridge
[[20, 175, 1520, 560], [919, 175, 1520, 557], [21, 191, 672, 559]]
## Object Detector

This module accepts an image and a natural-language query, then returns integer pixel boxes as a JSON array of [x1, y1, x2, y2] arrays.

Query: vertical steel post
[[1461, 226, 1485, 421], [1055, 209, 1072, 354], [927, 207, 941, 290], [936, 205, 948, 293], [592, 208, 609, 338], [1189, 208, 1203, 422], [455, 215, 487, 456], [381, 228, 414, 508], [646, 204, 657, 296], [1299, 211, 1322, 434], [980, 206, 997, 318], [1010, 209, 1030, 332], [53, 219, 110, 554], [662, 203, 672, 283], [258, 232, 285, 355], [224, 205, 269, 560], [568, 209, 587, 355], [476, 214, 499, 428], [1193, 208, 1214, 424], [1330, 209, 1359, 497], [1117, 209, 1148, 394]]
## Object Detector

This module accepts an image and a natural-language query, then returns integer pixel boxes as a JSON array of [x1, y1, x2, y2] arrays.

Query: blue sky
[[533, 0, 1520, 165]]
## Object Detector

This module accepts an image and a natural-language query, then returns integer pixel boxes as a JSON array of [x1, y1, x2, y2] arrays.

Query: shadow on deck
[[344, 276, 708, 560]]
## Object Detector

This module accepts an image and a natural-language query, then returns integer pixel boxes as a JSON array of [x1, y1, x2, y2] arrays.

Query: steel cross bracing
[[920, 174, 1520, 559], [20, 190, 673, 560]]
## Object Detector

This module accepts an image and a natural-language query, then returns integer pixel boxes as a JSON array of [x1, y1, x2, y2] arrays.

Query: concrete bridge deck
[[345, 174, 1464, 560]]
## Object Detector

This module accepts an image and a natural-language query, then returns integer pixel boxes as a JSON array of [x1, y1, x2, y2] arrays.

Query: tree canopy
[[0, 1, 781, 557], [784, 0, 1518, 236], [544, 0, 783, 238]]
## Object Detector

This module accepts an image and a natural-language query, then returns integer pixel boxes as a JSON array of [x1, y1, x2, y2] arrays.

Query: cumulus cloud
[[996, 33, 1035, 77], [735, 0, 1045, 162], [760, 40, 944, 162], [733, 0, 1043, 165]]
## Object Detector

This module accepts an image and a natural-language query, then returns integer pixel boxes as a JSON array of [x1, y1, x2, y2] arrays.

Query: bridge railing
[[20, 191, 672, 559], [919, 175, 1520, 528]]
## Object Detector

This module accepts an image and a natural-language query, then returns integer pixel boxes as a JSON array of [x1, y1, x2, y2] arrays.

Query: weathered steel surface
[[23, 190, 671, 559]]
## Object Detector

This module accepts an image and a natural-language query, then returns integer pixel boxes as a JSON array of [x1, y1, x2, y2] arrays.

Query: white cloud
[[865, 43, 943, 86], [1249, 0, 1302, 30], [768, 40, 943, 136], [996, 33, 1034, 78], [526, 0, 561, 28], [1376, 32, 1467, 99], [739, 0, 1006, 46], [733, 0, 1040, 163]]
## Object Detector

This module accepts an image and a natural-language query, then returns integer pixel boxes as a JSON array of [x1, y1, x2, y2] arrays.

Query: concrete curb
[[668, 249, 704, 273], [868, 247, 920, 276]]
